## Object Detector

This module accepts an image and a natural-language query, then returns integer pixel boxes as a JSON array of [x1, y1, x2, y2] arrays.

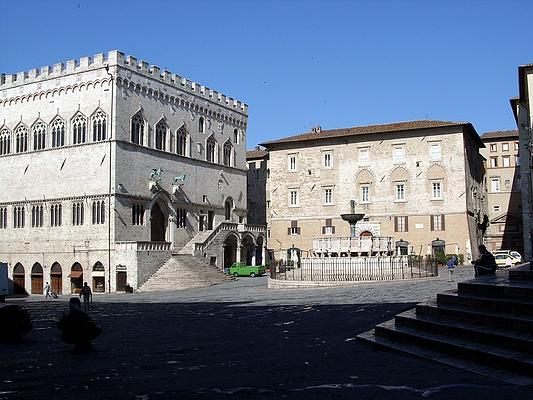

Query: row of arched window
[[0, 200, 106, 228], [130, 111, 237, 167], [0, 109, 107, 156]]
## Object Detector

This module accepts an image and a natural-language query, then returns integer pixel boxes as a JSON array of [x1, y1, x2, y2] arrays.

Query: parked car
[[494, 253, 521, 269], [228, 263, 266, 278], [493, 250, 522, 263]]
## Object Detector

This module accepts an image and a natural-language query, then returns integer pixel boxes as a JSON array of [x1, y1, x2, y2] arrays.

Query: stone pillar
[[168, 215, 176, 249], [236, 245, 242, 263], [262, 246, 266, 266], [251, 248, 256, 266]]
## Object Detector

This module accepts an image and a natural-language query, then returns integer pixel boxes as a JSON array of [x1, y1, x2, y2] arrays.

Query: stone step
[[373, 319, 533, 377], [357, 329, 533, 386], [394, 309, 533, 354], [437, 290, 533, 316], [510, 269, 533, 282], [458, 280, 533, 300], [137, 254, 232, 292], [416, 301, 533, 333]]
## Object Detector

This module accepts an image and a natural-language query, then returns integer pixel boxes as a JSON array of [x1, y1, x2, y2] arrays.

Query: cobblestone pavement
[[2, 266, 531, 399]]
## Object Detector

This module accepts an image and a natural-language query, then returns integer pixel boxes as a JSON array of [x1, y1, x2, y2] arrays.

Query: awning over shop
[[68, 271, 83, 279]]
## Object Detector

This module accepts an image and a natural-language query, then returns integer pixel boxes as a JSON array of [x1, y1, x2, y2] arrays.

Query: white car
[[493, 250, 522, 264]]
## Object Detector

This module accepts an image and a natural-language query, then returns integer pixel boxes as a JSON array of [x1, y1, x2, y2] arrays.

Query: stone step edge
[[374, 319, 533, 368], [419, 300, 533, 325], [458, 281, 533, 298], [395, 309, 533, 351], [356, 329, 533, 386], [437, 291, 533, 308]]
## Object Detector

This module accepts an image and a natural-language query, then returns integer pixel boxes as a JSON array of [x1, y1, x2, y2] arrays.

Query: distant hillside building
[[260, 121, 487, 262], [0, 50, 265, 294], [480, 130, 523, 253]]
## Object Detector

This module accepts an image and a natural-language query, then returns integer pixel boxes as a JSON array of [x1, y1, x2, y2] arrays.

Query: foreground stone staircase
[[358, 265, 533, 385], [137, 254, 233, 292]]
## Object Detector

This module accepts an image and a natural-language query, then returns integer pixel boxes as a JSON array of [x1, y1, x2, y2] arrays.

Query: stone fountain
[[341, 200, 365, 238]]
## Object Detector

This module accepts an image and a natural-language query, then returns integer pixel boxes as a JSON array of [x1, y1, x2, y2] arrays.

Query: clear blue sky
[[1, 0, 531, 148]]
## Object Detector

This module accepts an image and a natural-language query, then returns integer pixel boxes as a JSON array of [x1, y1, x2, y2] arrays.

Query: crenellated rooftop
[[0, 50, 248, 115]]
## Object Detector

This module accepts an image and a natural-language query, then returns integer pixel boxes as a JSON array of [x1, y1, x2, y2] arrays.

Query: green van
[[228, 262, 266, 278]]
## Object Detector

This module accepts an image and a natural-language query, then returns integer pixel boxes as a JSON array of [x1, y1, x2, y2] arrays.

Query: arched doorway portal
[[151, 202, 167, 242], [225, 198, 233, 221], [31, 263, 43, 294], [223, 234, 238, 271], [70, 263, 83, 294], [13, 263, 26, 295], [241, 234, 256, 265], [92, 262, 105, 293], [50, 262, 62, 295]]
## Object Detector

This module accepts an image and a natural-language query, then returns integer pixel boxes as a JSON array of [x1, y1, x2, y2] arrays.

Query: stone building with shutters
[[260, 121, 487, 262], [0, 50, 265, 295], [479, 130, 523, 253]]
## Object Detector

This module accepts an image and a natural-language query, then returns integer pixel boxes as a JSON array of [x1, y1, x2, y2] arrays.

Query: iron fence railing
[[270, 256, 438, 282]]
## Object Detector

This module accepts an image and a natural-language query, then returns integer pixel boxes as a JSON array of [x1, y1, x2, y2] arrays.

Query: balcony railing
[[312, 236, 393, 255], [115, 241, 171, 252]]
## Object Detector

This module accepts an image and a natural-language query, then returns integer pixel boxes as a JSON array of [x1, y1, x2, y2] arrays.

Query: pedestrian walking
[[79, 282, 92, 311], [44, 282, 52, 299], [446, 255, 458, 282]]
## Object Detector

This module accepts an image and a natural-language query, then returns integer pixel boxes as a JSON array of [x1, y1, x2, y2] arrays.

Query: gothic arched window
[[0, 128, 11, 155], [72, 113, 86, 145], [206, 136, 216, 163], [50, 118, 66, 148], [233, 128, 239, 144], [155, 120, 166, 151], [15, 126, 28, 153], [199, 117, 205, 133], [223, 141, 232, 166], [176, 126, 187, 156], [92, 110, 107, 141], [131, 112, 144, 145], [32, 121, 46, 151]]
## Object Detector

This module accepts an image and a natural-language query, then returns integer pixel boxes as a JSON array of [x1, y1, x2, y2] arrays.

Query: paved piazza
[[2, 266, 532, 399]]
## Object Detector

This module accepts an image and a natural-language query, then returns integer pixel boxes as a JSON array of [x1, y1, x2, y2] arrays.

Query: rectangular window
[[177, 208, 187, 228], [429, 142, 441, 160], [324, 188, 333, 205], [50, 204, 62, 227], [132, 203, 145, 226], [0, 207, 7, 229], [491, 178, 500, 192], [288, 220, 300, 235], [490, 157, 498, 168], [493, 205, 501, 213], [431, 182, 442, 199], [72, 202, 84, 226], [323, 152, 332, 168], [359, 148, 370, 166], [502, 143, 509, 151], [361, 186, 370, 203], [289, 190, 298, 206], [515, 142, 519, 151], [394, 216, 408, 232], [490, 143, 497, 152], [288, 154, 297, 171], [395, 183, 405, 201], [393, 146, 405, 163], [431, 214, 445, 231], [502, 156, 511, 167], [322, 218, 335, 235]]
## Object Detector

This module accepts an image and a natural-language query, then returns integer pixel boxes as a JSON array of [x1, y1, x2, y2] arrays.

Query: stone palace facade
[[259, 121, 487, 262], [0, 50, 265, 294]]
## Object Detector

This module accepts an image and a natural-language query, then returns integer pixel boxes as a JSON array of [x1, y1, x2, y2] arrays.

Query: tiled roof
[[260, 120, 478, 147], [246, 148, 269, 160], [480, 130, 519, 140]]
